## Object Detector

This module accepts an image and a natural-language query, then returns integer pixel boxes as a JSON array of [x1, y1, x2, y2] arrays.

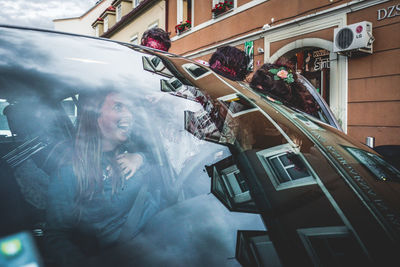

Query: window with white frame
[[236, 231, 282, 267], [95, 25, 99, 37], [205, 156, 258, 213], [297, 226, 369, 266], [130, 34, 138, 45], [148, 21, 158, 29], [104, 16, 109, 32], [116, 4, 122, 22], [177, 0, 192, 24], [257, 143, 316, 190], [134, 0, 140, 8], [212, 0, 235, 9], [182, 63, 210, 80]]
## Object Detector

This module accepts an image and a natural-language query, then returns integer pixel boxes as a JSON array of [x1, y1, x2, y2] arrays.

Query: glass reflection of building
[[206, 156, 258, 213]]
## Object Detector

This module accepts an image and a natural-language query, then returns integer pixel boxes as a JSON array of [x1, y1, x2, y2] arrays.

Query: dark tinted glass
[[0, 27, 265, 266]]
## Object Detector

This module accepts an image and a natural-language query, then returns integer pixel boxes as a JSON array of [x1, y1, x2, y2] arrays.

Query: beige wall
[[110, 1, 166, 43], [53, 0, 113, 36]]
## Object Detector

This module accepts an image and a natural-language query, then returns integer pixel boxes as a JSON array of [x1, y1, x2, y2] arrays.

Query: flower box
[[175, 20, 191, 35], [212, 1, 233, 18]]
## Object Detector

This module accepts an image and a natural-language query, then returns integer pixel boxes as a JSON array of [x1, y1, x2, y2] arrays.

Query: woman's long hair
[[250, 63, 320, 116], [73, 90, 123, 203]]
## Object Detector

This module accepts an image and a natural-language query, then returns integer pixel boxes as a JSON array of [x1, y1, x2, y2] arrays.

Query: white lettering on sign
[[313, 49, 330, 58], [377, 4, 400, 21], [314, 57, 330, 70]]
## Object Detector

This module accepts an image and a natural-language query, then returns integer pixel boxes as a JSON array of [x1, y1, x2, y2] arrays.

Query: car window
[[0, 27, 267, 266]]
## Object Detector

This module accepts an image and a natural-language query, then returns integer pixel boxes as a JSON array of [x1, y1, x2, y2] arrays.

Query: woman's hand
[[117, 152, 143, 180]]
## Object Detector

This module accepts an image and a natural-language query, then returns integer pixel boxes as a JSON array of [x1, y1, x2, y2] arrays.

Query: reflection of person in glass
[[45, 91, 160, 266], [250, 63, 321, 117], [209, 45, 250, 81], [141, 27, 171, 52]]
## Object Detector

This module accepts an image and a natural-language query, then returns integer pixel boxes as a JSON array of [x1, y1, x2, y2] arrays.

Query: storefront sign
[[313, 49, 330, 58], [314, 57, 330, 70], [377, 4, 400, 21]]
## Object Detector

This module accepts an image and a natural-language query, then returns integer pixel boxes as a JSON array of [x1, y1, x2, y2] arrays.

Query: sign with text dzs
[[377, 3, 400, 21]]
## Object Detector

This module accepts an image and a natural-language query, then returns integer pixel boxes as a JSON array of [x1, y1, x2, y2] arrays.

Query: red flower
[[106, 6, 115, 11]]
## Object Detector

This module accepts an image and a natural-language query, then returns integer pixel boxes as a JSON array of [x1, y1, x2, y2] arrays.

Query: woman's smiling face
[[98, 92, 133, 151]]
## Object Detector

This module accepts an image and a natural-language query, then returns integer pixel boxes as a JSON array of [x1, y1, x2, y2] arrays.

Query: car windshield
[[0, 27, 267, 266], [0, 26, 399, 267]]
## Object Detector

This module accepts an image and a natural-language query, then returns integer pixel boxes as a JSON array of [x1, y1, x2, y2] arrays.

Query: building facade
[[96, 0, 167, 44], [53, 0, 113, 36], [167, 0, 400, 147]]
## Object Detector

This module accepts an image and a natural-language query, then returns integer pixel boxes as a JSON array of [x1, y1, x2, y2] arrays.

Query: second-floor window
[[95, 25, 99, 37], [177, 0, 192, 25], [130, 34, 138, 45], [104, 16, 109, 32], [212, 0, 234, 18], [134, 0, 140, 8], [257, 144, 316, 190], [116, 4, 122, 22]]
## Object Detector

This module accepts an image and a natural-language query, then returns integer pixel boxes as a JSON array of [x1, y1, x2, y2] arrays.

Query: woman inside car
[[45, 90, 160, 266]]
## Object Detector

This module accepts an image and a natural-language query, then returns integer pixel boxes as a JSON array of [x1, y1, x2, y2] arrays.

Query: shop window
[[104, 16, 109, 32], [257, 144, 316, 191], [297, 226, 369, 266], [205, 156, 258, 213], [116, 4, 122, 22], [279, 47, 331, 105], [236, 230, 282, 267], [343, 145, 400, 183]]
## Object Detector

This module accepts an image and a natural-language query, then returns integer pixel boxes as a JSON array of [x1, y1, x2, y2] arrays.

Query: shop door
[[279, 47, 331, 105]]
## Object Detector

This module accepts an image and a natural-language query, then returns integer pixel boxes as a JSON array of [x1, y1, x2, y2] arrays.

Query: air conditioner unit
[[333, 21, 374, 56]]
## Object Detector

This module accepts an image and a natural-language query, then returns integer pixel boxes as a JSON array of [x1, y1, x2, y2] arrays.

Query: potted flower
[[175, 20, 191, 34], [212, 1, 233, 18]]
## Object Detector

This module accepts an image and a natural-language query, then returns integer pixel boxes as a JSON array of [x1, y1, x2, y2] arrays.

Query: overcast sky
[[0, 0, 98, 29]]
